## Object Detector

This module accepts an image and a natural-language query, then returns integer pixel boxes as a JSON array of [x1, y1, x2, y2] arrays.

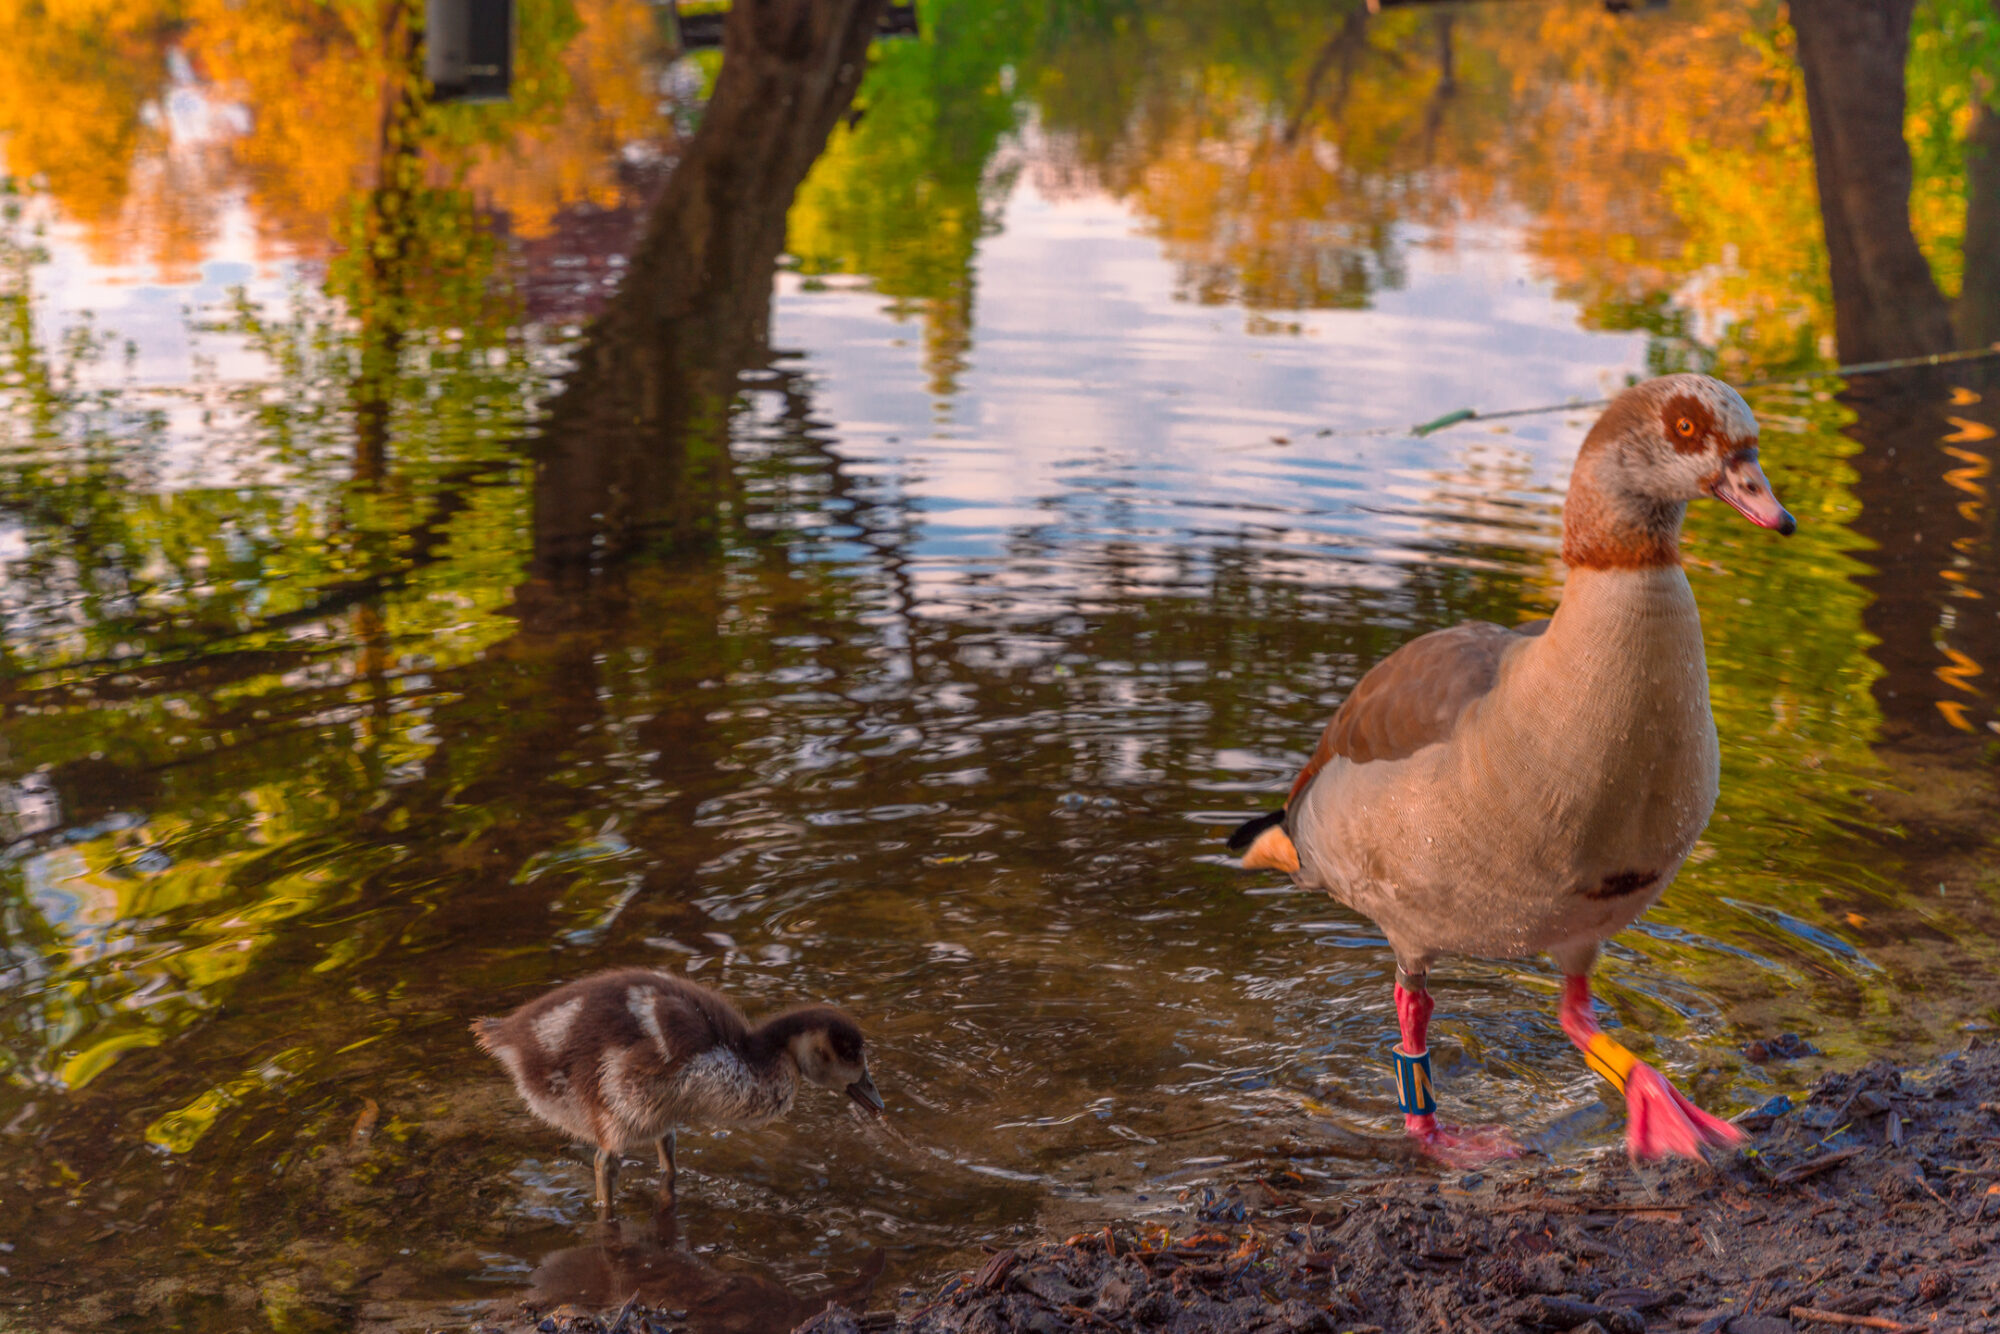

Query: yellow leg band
[[1583, 1032, 1639, 1093]]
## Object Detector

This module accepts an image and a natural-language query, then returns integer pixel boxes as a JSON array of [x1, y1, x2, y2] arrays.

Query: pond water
[[2, 1, 1997, 1329]]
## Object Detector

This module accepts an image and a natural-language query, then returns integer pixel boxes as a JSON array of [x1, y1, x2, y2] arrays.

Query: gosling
[[473, 969, 884, 1214]]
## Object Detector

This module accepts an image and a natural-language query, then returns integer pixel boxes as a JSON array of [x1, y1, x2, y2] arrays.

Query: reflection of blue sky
[[21, 835, 150, 981], [774, 155, 1652, 608], [26, 847, 114, 932]]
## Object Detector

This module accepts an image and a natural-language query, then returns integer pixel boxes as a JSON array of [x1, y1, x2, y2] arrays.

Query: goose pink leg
[[1560, 975, 1742, 1161], [1394, 978, 1519, 1167]]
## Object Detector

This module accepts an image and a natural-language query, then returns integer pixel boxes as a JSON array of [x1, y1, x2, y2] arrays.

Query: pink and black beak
[[1707, 448, 1795, 536], [847, 1071, 885, 1115]]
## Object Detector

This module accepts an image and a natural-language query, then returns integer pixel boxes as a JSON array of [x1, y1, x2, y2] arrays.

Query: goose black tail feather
[[1226, 809, 1287, 853]]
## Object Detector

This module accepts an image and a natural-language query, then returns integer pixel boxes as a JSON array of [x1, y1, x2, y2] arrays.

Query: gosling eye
[[1675, 416, 1696, 438]]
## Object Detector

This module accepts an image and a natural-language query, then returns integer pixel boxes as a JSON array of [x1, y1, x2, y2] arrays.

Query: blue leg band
[[1393, 1047, 1436, 1116]]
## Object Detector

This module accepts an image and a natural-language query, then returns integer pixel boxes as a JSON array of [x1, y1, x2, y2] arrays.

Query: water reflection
[[1, 0, 1998, 1330], [1848, 371, 2000, 749], [519, 1212, 884, 1333], [533, 0, 882, 567]]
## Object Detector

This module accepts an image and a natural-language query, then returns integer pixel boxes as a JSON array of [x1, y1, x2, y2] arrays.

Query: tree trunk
[[1790, 0, 1956, 362], [531, 0, 888, 571], [1958, 97, 2000, 349]]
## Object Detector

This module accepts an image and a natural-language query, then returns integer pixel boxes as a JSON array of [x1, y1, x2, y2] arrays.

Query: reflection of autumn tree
[[0, 0, 183, 269], [977, 0, 1987, 378], [464, 0, 670, 238], [0, 0, 669, 270], [178, 0, 405, 256], [534, 0, 887, 567], [1482, 6, 1820, 371], [789, 0, 1031, 397], [1025, 3, 1458, 314], [1006, 2, 1816, 360]]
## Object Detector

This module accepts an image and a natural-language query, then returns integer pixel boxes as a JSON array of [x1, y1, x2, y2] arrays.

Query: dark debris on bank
[[784, 1042, 2000, 1334]]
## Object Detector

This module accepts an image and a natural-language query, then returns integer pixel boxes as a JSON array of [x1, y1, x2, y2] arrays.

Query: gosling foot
[[654, 1130, 677, 1206]]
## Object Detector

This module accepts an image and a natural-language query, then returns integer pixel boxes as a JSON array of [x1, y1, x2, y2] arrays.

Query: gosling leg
[[593, 1146, 620, 1219], [655, 1129, 677, 1203]]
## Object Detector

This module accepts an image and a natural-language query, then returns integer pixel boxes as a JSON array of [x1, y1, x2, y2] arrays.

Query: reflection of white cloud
[[773, 137, 1648, 616], [5, 46, 274, 493], [143, 48, 253, 150], [12, 187, 310, 495], [0, 773, 60, 843]]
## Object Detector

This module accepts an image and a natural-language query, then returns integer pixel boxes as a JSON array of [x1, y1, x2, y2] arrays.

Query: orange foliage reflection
[[1033, 1, 1840, 375], [0, 0, 674, 276]]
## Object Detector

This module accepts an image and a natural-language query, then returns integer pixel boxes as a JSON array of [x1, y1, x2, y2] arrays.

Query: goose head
[[775, 1006, 884, 1114], [1563, 374, 1795, 569]]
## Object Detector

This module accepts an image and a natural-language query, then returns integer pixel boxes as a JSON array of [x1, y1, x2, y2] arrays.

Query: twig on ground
[[1775, 1148, 1866, 1186], [1789, 1306, 1922, 1332], [1060, 1303, 1123, 1332]]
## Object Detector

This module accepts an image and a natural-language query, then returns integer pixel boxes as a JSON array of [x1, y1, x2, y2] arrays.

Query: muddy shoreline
[[491, 1041, 2000, 1334]]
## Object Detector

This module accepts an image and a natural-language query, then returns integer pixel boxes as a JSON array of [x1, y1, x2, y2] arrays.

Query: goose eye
[[1676, 417, 1696, 437]]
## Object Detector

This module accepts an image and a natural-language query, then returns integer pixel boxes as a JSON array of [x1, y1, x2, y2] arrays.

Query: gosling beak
[[1708, 449, 1796, 536], [846, 1072, 885, 1115]]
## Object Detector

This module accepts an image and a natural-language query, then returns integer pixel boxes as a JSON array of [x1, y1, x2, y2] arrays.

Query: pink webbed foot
[[1405, 1113, 1521, 1168], [1622, 1062, 1744, 1162], [1561, 974, 1742, 1163]]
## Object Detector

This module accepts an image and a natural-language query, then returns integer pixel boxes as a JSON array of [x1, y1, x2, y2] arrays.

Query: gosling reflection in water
[[473, 969, 883, 1216], [525, 1209, 886, 1334]]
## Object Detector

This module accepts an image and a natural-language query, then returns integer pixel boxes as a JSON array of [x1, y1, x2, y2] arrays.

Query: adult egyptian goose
[[1229, 373, 1795, 1164], [474, 969, 884, 1214]]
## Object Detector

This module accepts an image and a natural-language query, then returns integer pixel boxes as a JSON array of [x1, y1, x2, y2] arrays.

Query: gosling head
[[774, 1006, 884, 1114]]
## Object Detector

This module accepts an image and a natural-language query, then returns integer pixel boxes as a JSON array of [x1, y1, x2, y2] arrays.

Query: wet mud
[[428, 1040, 2000, 1334], [769, 1041, 2000, 1334]]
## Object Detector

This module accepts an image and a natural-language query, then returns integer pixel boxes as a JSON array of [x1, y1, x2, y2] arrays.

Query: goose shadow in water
[[523, 1208, 885, 1334]]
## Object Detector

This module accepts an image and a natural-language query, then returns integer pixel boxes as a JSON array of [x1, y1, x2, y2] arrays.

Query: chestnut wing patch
[[1286, 619, 1543, 804], [1579, 869, 1660, 901]]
